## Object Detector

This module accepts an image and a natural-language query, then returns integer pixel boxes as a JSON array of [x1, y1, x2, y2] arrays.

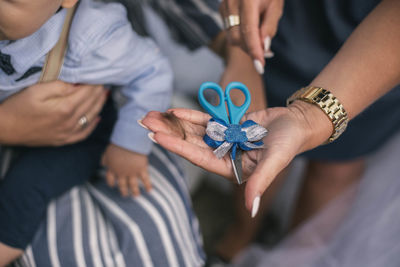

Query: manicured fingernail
[[137, 118, 149, 130], [263, 36, 271, 52], [253, 60, 264, 75], [148, 132, 157, 143], [263, 36, 274, 58], [264, 50, 275, 58], [251, 195, 261, 218]]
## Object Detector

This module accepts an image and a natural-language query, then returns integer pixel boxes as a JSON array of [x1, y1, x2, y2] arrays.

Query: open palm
[[142, 105, 327, 210]]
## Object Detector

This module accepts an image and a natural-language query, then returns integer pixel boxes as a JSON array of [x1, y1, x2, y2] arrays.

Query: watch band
[[287, 86, 349, 143]]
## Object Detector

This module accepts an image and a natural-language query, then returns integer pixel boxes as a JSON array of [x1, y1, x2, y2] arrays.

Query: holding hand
[[0, 81, 107, 146], [101, 144, 151, 197], [220, 0, 284, 70], [142, 101, 331, 216]]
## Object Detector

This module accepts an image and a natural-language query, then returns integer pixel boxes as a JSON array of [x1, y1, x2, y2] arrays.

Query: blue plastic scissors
[[198, 81, 251, 184]]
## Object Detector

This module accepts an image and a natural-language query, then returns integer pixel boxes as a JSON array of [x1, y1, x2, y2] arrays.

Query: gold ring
[[78, 115, 89, 129], [224, 15, 240, 30]]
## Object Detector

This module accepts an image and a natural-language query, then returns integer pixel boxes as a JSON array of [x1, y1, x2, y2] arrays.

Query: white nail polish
[[263, 36, 271, 52], [253, 60, 264, 75], [251, 195, 261, 218], [263, 36, 274, 59], [148, 132, 158, 143], [264, 50, 275, 59], [137, 119, 149, 130]]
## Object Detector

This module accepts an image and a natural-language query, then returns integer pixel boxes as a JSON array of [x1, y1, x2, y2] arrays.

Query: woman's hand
[[142, 101, 331, 214], [220, 0, 284, 68], [0, 81, 107, 146]]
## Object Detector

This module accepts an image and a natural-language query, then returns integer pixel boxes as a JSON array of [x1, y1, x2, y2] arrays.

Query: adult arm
[[143, 0, 400, 214], [246, 0, 400, 213], [220, 44, 267, 112], [0, 81, 106, 146], [309, 0, 400, 119]]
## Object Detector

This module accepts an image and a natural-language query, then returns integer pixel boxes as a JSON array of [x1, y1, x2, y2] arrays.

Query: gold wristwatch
[[287, 86, 349, 143]]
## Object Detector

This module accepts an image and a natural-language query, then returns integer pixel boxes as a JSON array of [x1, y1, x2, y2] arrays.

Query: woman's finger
[[166, 109, 211, 126], [244, 148, 293, 215], [259, 0, 283, 42], [71, 89, 107, 133], [223, 0, 242, 46], [37, 80, 78, 100], [181, 133, 210, 148], [143, 111, 186, 138], [143, 111, 206, 138], [72, 87, 107, 120], [240, 0, 265, 67], [118, 177, 129, 197], [144, 111, 209, 148], [148, 129, 210, 150], [128, 177, 140, 197], [154, 132, 234, 178], [63, 116, 101, 145], [64, 84, 105, 113]]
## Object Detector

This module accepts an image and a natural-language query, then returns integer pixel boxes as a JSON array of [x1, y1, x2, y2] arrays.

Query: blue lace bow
[[203, 118, 268, 160]]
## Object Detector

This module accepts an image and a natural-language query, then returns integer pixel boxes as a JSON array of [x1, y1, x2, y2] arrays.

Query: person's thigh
[[13, 146, 205, 267], [0, 99, 116, 249]]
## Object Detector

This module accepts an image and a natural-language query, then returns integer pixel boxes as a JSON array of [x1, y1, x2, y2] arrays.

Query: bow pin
[[198, 82, 268, 184], [204, 118, 267, 159]]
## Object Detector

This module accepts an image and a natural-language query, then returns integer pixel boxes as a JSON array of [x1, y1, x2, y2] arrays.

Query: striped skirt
[[12, 146, 205, 267]]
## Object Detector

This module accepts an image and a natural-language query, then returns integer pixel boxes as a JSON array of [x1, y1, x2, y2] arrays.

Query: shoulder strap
[[39, 5, 78, 83]]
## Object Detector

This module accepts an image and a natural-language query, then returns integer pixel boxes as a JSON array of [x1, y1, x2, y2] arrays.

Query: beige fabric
[[39, 6, 78, 82]]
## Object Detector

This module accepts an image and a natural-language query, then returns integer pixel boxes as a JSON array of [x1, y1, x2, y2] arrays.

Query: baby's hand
[[101, 144, 151, 197]]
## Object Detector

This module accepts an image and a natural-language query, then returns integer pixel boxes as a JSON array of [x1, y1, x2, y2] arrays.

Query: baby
[[0, 0, 172, 263]]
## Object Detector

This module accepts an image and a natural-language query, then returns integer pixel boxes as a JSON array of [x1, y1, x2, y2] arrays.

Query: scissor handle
[[198, 82, 230, 124], [225, 82, 251, 124]]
